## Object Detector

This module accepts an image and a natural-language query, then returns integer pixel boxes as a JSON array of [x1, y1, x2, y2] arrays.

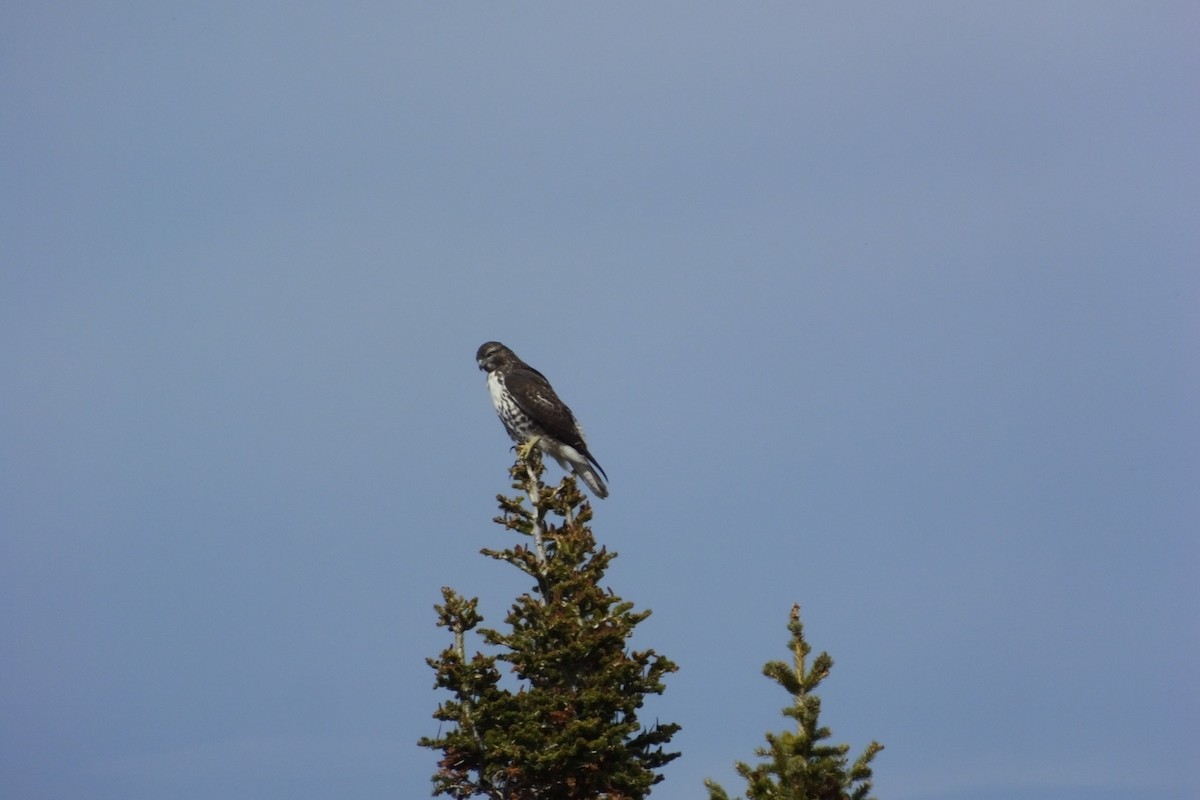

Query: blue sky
[[2, 4, 1196, 799]]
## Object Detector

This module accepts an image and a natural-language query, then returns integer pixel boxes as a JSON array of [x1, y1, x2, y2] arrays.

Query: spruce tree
[[421, 450, 680, 799], [704, 605, 883, 800]]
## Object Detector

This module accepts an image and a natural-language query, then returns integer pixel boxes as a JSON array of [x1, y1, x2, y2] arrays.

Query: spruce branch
[[704, 604, 884, 800]]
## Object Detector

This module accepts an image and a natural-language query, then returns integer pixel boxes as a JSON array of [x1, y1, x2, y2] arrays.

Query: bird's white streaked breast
[[487, 371, 531, 442], [486, 372, 505, 411]]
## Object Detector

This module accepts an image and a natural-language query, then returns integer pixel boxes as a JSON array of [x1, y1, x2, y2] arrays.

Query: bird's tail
[[572, 462, 609, 499], [548, 445, 609, 499]]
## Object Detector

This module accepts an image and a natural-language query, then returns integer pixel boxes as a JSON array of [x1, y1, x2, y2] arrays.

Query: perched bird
[[476, 341, 609, 499]]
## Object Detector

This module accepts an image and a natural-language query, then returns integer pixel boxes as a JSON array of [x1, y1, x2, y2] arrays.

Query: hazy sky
[[2, 4, 1196, 800]]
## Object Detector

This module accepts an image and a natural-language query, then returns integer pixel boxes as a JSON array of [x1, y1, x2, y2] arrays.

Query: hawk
[[476, 341, 609, 499]]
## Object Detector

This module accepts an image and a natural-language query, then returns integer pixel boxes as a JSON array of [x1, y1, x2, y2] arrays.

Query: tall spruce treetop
[[704, 605, 883, 800], [420, 450, 679, 800]]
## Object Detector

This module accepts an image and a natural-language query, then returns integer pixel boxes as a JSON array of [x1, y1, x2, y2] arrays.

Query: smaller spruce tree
[[421, 449, 679, 800], [704, 604, 883, 800]]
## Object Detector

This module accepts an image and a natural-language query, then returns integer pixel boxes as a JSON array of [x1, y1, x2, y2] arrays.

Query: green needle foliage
[[704, 605, 883, 800], [420, 450, 680, 800]]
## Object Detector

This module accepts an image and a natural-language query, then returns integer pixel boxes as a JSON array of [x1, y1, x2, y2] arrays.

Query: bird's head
[[476, 341, 513, 373]]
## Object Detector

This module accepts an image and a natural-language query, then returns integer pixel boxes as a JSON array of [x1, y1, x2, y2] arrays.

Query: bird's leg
[[516, 436, 541, 462]]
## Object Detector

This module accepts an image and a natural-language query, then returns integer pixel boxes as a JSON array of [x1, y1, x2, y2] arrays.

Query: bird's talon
[[516, 437, 541, 461]]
